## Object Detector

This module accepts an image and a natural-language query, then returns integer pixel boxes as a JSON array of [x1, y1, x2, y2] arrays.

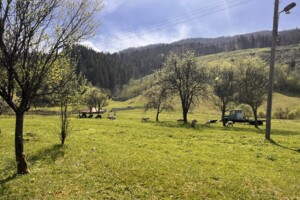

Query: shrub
[[239, 104, 252, 117], [273, 107, 290, 119], [287, 112, 296, 119], [258, 111, 266, 118], [287, 109, 300, 119]]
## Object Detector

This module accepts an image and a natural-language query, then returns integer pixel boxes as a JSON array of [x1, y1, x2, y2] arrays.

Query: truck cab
[[223, 109, 245, 122]]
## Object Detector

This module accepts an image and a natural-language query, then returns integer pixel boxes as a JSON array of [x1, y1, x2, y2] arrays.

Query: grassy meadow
[[0, 102, 300, 199]]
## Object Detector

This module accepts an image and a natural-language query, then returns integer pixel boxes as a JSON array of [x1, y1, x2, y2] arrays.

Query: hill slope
[[73, 29, 300, 94], [119, 44, 300, 98]]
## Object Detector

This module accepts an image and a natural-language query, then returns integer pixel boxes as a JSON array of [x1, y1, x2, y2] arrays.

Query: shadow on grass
[[153, 121, 191, 128], [201, 125, 300, 137], [218, 126, 265, 134], [254, 128, 300, 136], [0, 145, 65, 185], [156, 121, 265, 132], [0, 174, 17, 185], [272, 129, 299, 136], [28, 144, 66, 165], [150, 121, 300, 137], [277, 91, 300, 98], [269, 139, 300, 153]]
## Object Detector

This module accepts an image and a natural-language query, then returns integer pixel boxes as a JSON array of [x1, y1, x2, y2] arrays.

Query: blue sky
[[83, 0, 300, 53]]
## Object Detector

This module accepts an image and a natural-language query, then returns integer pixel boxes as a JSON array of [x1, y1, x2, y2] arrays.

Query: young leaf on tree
[[236, 57, 268, 128], [143, 83, 174, 122], [208, 60, 238, 126], [160, 51, 209, 123], [0, 0, 102, 174]]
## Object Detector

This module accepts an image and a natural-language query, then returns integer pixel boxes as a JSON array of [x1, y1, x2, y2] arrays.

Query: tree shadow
[[273, 129, 300, 136], [154, 121, 192, 129], [0, 174, 17, 185], [255, 129, 300, 136], [155, 121, 266, 133], [221, 126, 265, 134], [28, 144, 66, 165], [0, 144, 65, 184], [269, 139, 300, 153], [277, 91, 300, 98]]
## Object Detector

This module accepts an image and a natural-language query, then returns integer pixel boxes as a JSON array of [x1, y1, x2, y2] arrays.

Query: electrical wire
[[99, 0, 250, 46], [96, 0, 256, 48]]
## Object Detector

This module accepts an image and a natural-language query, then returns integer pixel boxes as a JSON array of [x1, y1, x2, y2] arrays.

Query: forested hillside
[[119, 44, 300, 101], [72, 29, 300, 94]]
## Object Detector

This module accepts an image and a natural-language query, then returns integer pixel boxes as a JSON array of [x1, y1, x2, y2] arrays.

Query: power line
[[97, 0, 255, 48], [98, 0, 250, 46]]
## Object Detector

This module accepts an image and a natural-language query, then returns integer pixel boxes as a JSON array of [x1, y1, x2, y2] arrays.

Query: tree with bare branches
[[143, 84, 174, 122], [0, 0, 102, 174], [236, 57, 269, 128], [85, 87, 109, 117], [160, 51, 208, 123], [209, 60, 238, 126], [48, 56, 87, 145]]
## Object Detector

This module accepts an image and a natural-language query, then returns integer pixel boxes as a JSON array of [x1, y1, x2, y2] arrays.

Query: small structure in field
[[79, 107, 106, 118], [141, 117, 150, 122], [107, 115, 116, 120], [191, 119, 197, 128]]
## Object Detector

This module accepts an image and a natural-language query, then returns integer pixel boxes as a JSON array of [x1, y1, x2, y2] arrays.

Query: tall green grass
[[1, 109, 299, 199]]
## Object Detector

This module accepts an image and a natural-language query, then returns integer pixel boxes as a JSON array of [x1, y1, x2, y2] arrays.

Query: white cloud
[[79, 41, 101, 52], [102, 0, 126, 13], [92, 24, 191, 53]]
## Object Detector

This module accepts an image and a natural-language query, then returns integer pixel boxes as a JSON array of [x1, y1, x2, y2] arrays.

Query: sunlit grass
[[1, 108, 299, 199]]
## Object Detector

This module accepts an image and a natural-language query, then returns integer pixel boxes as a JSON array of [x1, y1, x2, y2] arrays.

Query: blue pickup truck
[[223, 109, 264, 125]]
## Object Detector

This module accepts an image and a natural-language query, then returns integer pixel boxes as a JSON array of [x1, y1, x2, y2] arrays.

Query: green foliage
[[206, 57, 269, 127], [73, 30, 300, 94], [113, 44, 300, 104], [84, 87, 109, 114], [273, 107, 300, 119], [208, 59, 238, 125], [0, 0, 103, 173], [235, 57, 269, 127], [117, 76, 154, 100], [273, 107, 291, 119], [143, 82, 174, 122], [0, 98, 11, 115], [238, 104, 253, 117], [48, 56, 88, 145], [0, 0, 103, 112], [161, 51, 209, 122], [274, 64, 300, 93], [0, 112, 299, 199], [236, 57, 269, 105]]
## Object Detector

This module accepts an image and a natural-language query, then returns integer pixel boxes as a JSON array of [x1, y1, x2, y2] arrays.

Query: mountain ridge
[[73, 28, 300, 94], [119, 30, 278, 53]]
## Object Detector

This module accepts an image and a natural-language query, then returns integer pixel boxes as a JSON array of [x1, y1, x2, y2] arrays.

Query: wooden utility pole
[[265, 0, 279, 140], [265, 1, 296, 140]]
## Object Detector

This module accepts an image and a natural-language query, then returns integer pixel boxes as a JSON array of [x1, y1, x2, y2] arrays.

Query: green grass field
[[0, 108, 299, 199]]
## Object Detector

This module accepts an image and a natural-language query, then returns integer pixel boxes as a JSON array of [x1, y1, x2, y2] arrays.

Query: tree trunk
[[60, 100, 68, 145], [15, 112, 28, 174], [156, 107, 159, 122], [61, 130, 66, 145], [181, 97, 188, 123], [183, 108, 188, 123], [252, 107, 258, 129], [222, 105, 226, 127]]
